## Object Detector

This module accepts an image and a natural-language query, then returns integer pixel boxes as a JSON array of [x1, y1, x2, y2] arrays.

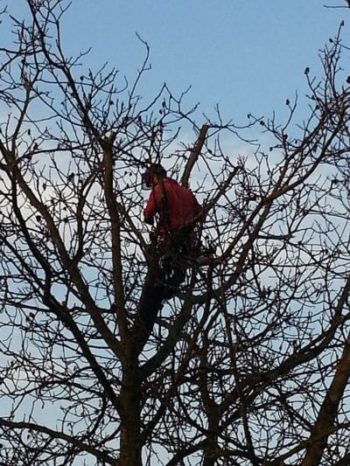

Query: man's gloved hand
[[144, 215, 153, 225]]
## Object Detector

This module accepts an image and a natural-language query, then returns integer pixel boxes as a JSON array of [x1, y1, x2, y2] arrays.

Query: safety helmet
[[142, 163, 167, 189]]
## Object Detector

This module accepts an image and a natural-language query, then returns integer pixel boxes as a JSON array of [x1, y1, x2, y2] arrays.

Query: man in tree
[[143, 163, 202, 237], [142, 163, 202, 297]]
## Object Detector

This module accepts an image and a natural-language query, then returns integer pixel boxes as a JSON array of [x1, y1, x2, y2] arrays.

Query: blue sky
[[62, 0, 347, 123], [3, 1, 348, 129]]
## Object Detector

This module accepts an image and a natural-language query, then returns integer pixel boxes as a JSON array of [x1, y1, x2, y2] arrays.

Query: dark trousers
[[138, 229, 194, 331]]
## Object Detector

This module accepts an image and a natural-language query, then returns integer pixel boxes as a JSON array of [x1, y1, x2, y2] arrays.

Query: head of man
[[142, 163, 167, 189]]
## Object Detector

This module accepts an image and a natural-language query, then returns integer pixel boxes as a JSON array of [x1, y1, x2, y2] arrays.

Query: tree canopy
[[1, 1, 350, 465]]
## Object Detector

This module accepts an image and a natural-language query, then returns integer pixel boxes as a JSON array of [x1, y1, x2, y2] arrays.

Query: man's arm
[[143, 187, 160, 225]]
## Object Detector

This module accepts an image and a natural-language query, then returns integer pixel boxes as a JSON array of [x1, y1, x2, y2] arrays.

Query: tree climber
[[142, 163, 202, 297], [143, 163, 201, 237]]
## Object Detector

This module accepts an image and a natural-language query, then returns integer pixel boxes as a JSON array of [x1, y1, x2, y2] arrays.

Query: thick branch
[[302, 334, 350, 465], [181, 124, 209, 188]]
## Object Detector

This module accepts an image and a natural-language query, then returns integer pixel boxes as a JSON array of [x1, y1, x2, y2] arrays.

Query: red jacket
[[144, 179, 201, 235]]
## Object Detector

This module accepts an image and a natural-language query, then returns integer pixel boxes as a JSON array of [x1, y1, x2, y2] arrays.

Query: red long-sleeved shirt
[[144, 179, 201, 235]]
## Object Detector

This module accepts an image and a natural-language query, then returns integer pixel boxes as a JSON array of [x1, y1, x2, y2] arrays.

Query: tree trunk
[[118, 349, 142, 466]]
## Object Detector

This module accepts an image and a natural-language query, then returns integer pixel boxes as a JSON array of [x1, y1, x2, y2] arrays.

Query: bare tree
[[1, 1, 350, 465]]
